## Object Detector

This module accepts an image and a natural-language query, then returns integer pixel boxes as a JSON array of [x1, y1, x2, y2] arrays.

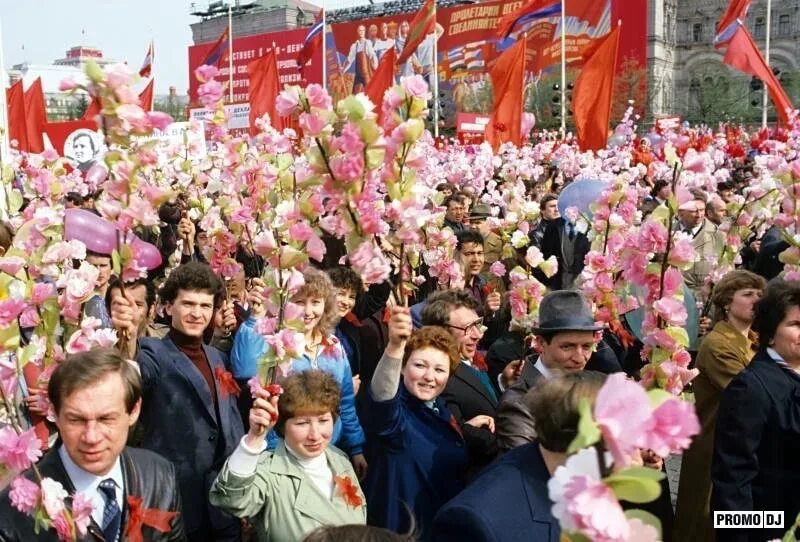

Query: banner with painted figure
[[328, 0, 648, 124], [187, 28, 323, 105]]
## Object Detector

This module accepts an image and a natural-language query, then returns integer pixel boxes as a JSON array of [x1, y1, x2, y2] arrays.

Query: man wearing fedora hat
[[468, 203, 503, 269], [495, 290, 602, 452]]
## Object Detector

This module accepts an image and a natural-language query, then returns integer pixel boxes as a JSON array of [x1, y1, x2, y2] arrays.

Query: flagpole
[[432, 4, 439, 139], [228, 1, 234, 103], [560, 0, 566, 138], [762, 0, 771, 128], [322, 5, 327, 91]]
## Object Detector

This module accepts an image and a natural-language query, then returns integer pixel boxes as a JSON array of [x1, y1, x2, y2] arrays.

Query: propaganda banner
[[187, 29, 323, 105]]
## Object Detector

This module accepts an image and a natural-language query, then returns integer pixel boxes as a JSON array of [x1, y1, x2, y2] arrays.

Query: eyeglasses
[[446, 318, 485, 334]]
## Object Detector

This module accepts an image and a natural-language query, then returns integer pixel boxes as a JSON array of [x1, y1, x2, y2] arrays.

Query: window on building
[[779, 14, 791, 36], [692, 22, 702, 42], [755, 17, 765, 38]]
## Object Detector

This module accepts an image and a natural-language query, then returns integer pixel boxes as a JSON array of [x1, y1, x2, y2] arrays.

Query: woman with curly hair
[[210, 371, 366, 541], [232, 267, 367, 476]]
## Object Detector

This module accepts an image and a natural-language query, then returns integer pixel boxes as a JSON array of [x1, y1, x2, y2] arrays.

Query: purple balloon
[[130, 236, 162, 270], [557, 179, 609, 220], [64, 208, 117, 255]]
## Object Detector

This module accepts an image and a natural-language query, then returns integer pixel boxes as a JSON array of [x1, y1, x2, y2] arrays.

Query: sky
[[0, 0, 378, 95]]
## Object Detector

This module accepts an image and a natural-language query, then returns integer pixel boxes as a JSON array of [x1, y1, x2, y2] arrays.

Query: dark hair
[[403, 326, 461, 373], [235, 244, 264, 279], [436, 183, 456, 193], [443, 195, 464, 209], [86, 249, 112, 260], [74, 132, 97, 153], [326, 266, 363, 296], [303, 525, 415, 542], [455, 229, 484, 251], [275, 370, 341, 438], [539, 193, 558, 209], [159, 262, 224, 308], [105, 276, 156, 312], [711, 270, 766, 324], [0, 221, 13, 252], [65, 192, 85, 207], [49, 347, 142, 415], [753, 280, 800, 349], [650, 179, 669, 199], [526, 371, 606, 453], [421, 289, 480, 327]]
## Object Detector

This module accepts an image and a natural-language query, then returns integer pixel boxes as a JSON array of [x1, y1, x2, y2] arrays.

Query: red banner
[[187, 29, 323, 104]]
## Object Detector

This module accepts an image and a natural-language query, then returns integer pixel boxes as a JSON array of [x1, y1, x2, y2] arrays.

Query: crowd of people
[[1, 82, 800, 542]]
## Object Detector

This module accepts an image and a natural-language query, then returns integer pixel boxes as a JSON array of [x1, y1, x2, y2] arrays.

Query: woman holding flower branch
[[209, 370, 366, 542]]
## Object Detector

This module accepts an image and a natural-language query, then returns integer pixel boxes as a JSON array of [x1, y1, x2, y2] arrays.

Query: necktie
[[99, 479, 121, 542], [568, 226, 576, 241]]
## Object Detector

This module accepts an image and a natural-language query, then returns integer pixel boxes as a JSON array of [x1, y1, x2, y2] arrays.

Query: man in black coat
[[535, 193, 590, 290], [0, 348, 185, 542]]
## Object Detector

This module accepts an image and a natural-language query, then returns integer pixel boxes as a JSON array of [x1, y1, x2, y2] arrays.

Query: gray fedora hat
[[532, 290, 603, 333]]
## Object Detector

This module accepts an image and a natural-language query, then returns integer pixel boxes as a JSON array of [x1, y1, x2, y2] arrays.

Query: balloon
[[624, 284, 700, 349], [557, 179, 609, 221], [64, 208, 117, 255], [608, 134, 626, 147], [84, 164, 108, 190], [645, 133, 662, 147], [130, 235, 162, 270]]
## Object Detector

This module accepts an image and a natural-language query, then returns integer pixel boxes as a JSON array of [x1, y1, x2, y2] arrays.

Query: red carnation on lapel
[[214, 366, 241, 398], [334, 475, 363, 508], [125, 496, 177, 542]]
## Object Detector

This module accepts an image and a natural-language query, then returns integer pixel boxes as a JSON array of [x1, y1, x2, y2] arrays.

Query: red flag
[[297, 10, 324, 76], [248, 49, 282, 135], [484, 39, 526, 151], [23, 78, 47, 154], [201, 27, 230, 68], [723, 25, 793, 125], [139, 41, 154, 78], [81, 95, 102, 123], [397, 0, 436, 65], [6, 80, 28, 151], [365, 46, 396, 125], [715, 0, 751, 46], [139, 79, 154, 112], [496, 0, 561, 40], [572, 24, 621, 152]]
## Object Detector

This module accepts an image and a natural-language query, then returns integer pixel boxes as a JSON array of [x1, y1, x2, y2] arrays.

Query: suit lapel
[[520, 445, 558, 541], [455, 363, 497, 407], [164, 337, 217, 424]]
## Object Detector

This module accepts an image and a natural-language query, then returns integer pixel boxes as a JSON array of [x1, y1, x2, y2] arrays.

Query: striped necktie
[[98, 478, 121, 542]]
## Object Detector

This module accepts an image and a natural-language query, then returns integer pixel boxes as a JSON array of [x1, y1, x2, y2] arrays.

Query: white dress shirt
[[58, 446, 124, 531]]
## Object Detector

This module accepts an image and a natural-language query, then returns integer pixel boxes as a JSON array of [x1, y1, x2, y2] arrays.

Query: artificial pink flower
[[195, 64, 219, 83], [489, 261, 506, 278], [39, 478, 68, 518], [0, 256, 27, 275], [652, 297, 688, 327], [525, 246, 543, 268], [0, 426, 43, 471], [305, 83, 332, 109], [562, 475, 630, 541], [0, 354, 17, 397], [147, 111, 173, 131], [52, 511, 73, 542], [306, 233, 326, 263], [401, 75, 432, 100], [0, 299, 27, 327], [640, 396, 700, 457], [58, 78, 78, 91], [71, 491, 94, 537], [116, 104, 150, 133], [593, 373, 652, 468], [276, 89, 300, 117], [8, 476, 39, 514], [299, 112, 327, 136], [198, 79, 224, 107]]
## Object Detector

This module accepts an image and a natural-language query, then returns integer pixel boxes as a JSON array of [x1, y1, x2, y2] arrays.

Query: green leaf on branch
[[604, 467, 665, 503], [111, 249, 122, 276], [566, 397, 601, 454]]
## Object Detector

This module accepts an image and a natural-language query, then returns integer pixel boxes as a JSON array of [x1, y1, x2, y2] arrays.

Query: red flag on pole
[[139, 79, 155, 112], [397, 0, 436, 65], [496, 0, 561, 40], [572, 24, 621, 152], [6, 79, 28, 151], [722, 24, 793, 125], [248, 49, 282, 135], [201, 27, 230, 68], [24, 78, 47, 154], [81, 95, 102, 123], [365, 47, 396, 125], [139, 41, 154, 78], [297, 10, 324, 76], [715, 0, 752, 46], [484, 39, 526, 151]]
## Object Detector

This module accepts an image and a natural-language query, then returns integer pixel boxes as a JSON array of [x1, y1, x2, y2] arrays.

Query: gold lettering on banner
[[449, 5, 499, 23], [501, 1, 523, 15]]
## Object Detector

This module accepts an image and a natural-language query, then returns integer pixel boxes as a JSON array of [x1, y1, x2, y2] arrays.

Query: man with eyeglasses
[[422, 290, 499, 472]]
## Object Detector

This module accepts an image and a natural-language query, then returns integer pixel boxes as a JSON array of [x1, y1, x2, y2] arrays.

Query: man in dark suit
[[536, 193, 590, 290], [432, 372, 607, 541], [0, 348, 185, 542], [112, 262, 244, 542], [496, 290, 602, 451], [422, 290, 498, 470]]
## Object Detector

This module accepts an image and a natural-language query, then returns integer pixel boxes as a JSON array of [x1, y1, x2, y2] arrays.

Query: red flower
[[481, 283, 496, 296], [125, 496, 178, 542], [334, 475, 363, 508], [214, 366, 241, 398]]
